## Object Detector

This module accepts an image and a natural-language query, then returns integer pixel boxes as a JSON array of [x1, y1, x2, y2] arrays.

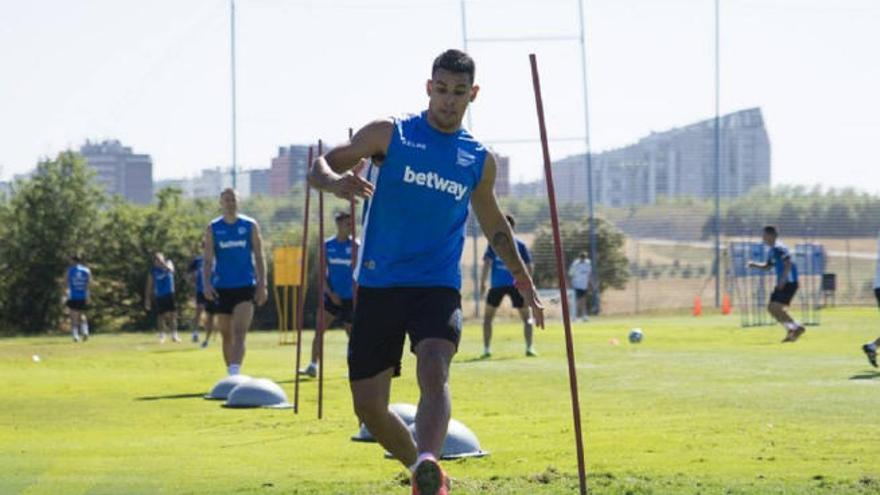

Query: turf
[[2, 309, 879, 494]]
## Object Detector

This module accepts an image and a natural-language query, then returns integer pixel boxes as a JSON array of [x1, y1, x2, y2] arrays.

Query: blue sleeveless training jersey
[[67, 264, 91, 301], [325, 237, 355, 299], [189, 256, 206, 294], [768, 241, 799, 283], [151, 265, 175, 297], [484, 238, 532, 289], [356, 111, 487, 289], [211, 215, 257, 289]]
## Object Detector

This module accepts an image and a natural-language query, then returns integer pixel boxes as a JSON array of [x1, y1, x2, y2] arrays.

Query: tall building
[[494, 152, 510, 197], [248, 168, 271, 197], [80, 139, 153, 204], [550, 107, 771, 206], [269, 145, 310, 197]]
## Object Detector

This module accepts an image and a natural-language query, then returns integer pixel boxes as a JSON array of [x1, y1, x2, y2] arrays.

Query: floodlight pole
[[460, 0, 481, 319], [530, 53, 588, 495], [229, 0, 238, 188], [713, 0, 721, 307], [576, 0, 600, 314]]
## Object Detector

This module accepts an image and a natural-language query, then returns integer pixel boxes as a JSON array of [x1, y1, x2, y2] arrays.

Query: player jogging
[[203, 188, 268, 376], [479, 214, 536, 358], [188, 241, 216, 348], [568, 252, 592, 321], [66, 254, 91, 342], [861, 251, 880, 367], [308, 49, 544, 495], [747, 226, 805, 342], [300, 211, 357, 378], [145, 252, 179, 343]]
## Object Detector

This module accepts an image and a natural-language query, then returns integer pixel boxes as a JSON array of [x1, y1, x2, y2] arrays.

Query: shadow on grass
[[149, 347, 201, 354], [457, 355, 524, 364], [135, 392, 206, 401], [849, 371, 880, 380]]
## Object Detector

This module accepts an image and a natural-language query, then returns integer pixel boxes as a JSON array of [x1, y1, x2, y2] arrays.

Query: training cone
[[722, 294, 732, 315], [693, 296, 702, 317]]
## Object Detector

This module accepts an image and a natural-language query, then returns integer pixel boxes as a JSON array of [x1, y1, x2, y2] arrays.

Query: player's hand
[[777, 281, 785, 290], [515, 278, 544, 329], [255, 283, 268, 306], [480, 282, 486, 296], [203, 283, 217, 302], [329, 172, 373, 201], [328, 292, 342, 306], [144, 301, 151, 311]]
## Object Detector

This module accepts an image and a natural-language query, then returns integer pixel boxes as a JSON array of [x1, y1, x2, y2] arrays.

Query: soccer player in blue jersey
[[188, 239, 215, 348], [747, 226, 806, 342], [66, 254, 91, 342], [309, 49, 544, 495], [300, 211, 358, 378], [479, 214, 535, 358], [203, 188, 268, 376], [145, 252, 180, 344], [861, 253, 880, 367]]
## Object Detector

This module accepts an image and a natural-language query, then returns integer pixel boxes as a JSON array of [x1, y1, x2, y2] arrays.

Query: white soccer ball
[[628, 328, 644, 344]]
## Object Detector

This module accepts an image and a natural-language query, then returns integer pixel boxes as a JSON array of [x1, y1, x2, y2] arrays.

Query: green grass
[[2, 309, 880, 494]]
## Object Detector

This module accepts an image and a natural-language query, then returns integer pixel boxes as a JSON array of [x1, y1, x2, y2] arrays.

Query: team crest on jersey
[[238, 226, 246, 235], [456, 148, 476, 167]]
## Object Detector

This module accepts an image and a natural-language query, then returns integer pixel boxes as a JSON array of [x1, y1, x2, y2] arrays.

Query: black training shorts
[[213, 286, 256, 315], [485, 285, 524, 309], [66, 299, 87, 311], [324, 295, 354, 324], [770, 281, 799, 305], [348, 286, 462, 381], [575, 288, 587, 299], [155, 294, 177, 314]]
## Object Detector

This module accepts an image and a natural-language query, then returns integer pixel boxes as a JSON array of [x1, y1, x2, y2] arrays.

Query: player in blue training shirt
[[300, 211, 358, 378], [479, 214, 536, 358], [203, 188, 268, 376], [308, 49, 545, 494], [188, 238, 216, 348], [748, 225, 806, 342], [145, 252, 179, 343], [861, 246, 880, 367], [65, 254, 91, 342]]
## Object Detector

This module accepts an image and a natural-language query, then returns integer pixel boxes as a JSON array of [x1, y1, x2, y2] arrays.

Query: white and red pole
[[529, 53, 588, 495]]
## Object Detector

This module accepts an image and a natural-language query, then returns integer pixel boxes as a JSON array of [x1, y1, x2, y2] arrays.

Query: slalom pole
[[529, 53, 588, 495], [317, 139, 326, 420], [294, 146, 313, 414], [348, 128, 360, 307]]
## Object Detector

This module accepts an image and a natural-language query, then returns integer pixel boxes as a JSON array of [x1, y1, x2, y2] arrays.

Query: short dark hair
[[505, 214, 516, 229], [432, 49, 475, 83], [71, 254, 82, 263], [763, 225, 778, 236]]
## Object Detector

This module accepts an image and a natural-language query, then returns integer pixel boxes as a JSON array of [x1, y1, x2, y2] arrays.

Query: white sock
[[82, 322, 89, 335], [72, 326, 79, 337], [483, 346, 490, 354], [784, 321, 797, 331], [228, 364, 241, 375]]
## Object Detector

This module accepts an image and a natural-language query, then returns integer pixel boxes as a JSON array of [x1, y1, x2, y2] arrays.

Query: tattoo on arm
[[490, 230, 526, 279]]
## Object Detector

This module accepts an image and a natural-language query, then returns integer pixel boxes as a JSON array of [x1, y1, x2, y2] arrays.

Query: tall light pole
[[460, 0, 481, 319], [230, 0, 238, 188], [714, 0, 721, 307]]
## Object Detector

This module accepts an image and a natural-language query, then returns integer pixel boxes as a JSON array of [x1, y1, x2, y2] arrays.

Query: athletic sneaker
[[172, 334, 181, 343], [863, 344, 878, 368], [191, 332, 199, 343], [479, 351, 491, 359], [81, 332, 89, 342], [782, 326, 806, 343], [72, 333, 80, 343], [201, 340, 209, 349], [526, 347, 538, 357], [299, 363, 318, 378], [412, 458, 449, 495], [159, 334, 166, 344]]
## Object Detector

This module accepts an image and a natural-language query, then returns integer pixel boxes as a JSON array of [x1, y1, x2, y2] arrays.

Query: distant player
[[568, 251, 592, 321], [479, 214, 535, 358], [145, 252, 180, 343], [300, 211, 357, 378], [861, 252, 880, 367], [66, 254, 91, 342], [203, 188, 268, 376], [747, 226, 805, 342], [309, 49, 544, 495], [188, 240, 215, 348]]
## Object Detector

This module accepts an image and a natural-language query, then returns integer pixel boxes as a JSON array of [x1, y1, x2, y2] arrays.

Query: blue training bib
[[211, 215, 257, 289]]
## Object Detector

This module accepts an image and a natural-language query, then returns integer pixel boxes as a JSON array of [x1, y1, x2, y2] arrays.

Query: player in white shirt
[[568, 252, 592, 321]]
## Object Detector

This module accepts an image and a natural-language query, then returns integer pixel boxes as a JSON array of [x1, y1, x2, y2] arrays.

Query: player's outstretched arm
[[307, 119, 393, 200], [202, 226, 217, 301], [251, 222, 268, 306], [471, 153, 544, 328]]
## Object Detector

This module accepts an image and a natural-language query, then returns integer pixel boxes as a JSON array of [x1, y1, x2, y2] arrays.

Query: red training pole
[[348, 127, 360, 307], [529, 53, 588, 495], [317, 139, 326, 420], [294, 145, 313, 414]]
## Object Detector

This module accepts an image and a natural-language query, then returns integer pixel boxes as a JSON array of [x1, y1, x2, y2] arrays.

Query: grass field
[[2, 309, 880, 494]]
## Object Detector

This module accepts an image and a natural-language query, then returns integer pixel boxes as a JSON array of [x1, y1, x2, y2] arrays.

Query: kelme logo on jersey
[[402, 165, 468, 201], [219, 240, 247, 249]]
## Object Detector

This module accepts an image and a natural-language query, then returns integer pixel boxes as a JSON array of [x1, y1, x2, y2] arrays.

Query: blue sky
[[1, 0, 878, 191]]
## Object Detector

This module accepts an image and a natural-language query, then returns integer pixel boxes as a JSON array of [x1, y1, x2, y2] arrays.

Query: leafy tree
[[0, 152, 104, 333], [530, 216, 629, 293]]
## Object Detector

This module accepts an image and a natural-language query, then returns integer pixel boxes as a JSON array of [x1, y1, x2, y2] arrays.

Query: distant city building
[[248, 168, 270, 197], [494, 152, 510, 197], [549, 107, 771, 206], [269, 145, 310, 197], [80, 139, 153, 204]]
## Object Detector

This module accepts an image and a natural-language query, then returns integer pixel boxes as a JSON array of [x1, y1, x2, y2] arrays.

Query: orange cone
[[722, 294, 732, 315], [693, 296, 702, 317]]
